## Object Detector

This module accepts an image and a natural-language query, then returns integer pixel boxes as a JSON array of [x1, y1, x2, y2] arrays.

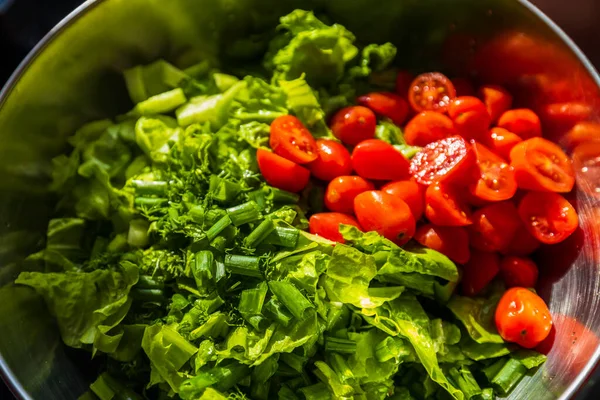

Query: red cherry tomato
[[468, 202, 522, 252], [395, 71, 414, 98], [452, 77, 475, 97], [501, 225, 541, 256], [510, 137, 575, 193], [257, 149, 310, 193], [354, 190, 416, 246], [482, 127, 522, 160], [309, 212, 362, 243], [425, 182, 472, 226], [539, 102, 593, 138], [497, 109, 542, 140], [381, 180, 425, 220], [404, 112, 456, 147], [518, 191, 578, 244], [408, 72, 457, 113], [495, 287, 552, 348], [500, 256, 539, 288], [352, 139, 410, 181], [563, 121, 600, 150], [572, 141, 600, 196], [269, 115, 318, 164], [330, 106, 377, 146], [409, 136, 474, 186], [447, 96, 491, 141], [478, 84, 513, 123], [462, 250, 500, 296], [469, 142, 517, 202], [414, 224, 470, 264], [308, 139, 352, 181], [357, 92, 409, 126], [325, 176, 374, 214]]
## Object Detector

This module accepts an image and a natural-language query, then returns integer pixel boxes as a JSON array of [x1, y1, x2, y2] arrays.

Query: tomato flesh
[[257, 149, 310, 193], [468, 201, 522, 252], [462, 250, 500, 296], [357, 92, 409, 126], [325, 176, 374, 214], [410, 136, 474, 186], [501, 225, 541, 256], [498, 109, 542, 140], [518, 191, 578, 244], [478, 84, 513, 123], [414, 224, 470, 264], [309, 139, 353, 181], [352, 139, 410, 181], [381, 180, 425, 220], [330, 106, 377, 146], [469, 142, 517, 202], [270, 115, 318, 164], [425, 182, 472, 226], [448, 96, 491, 141], [309, 212, 362, 243], [404, 111, 456, 147], [500, 256, 539, 288], [408, 72, 457, 113]]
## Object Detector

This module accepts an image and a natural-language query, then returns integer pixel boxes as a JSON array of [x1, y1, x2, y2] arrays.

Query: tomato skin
[[381, 180, 425, 220], [500, 256, 538, 288], [501, 225, 541, 256], [452, 77, 475, 97], [357, 92, 409, 126], [448, 96, 491, 141], [462, 250, 500, 296], [410, 136, 474, 186], [468, 202, 522, 252], [395, 71, 414, 98], [539, 102, 593, 137], [352, 139, 411, 181], [510, 137, 575, 193], [482, 127, 522, 160], [404, 112, 456, 147], [563, 121, 600, 150], [415, 224, 470, 264], [325, 176, 375, 214], [309, 212, 362, 243], [308, 139, 353, 181], [518, 191, 578, 245], [425, 182, 472, 226], [478, 84, 513, 122], [269, 115, 318, 164], [257, 149, 310, 193], [354, 190, 416, 246], [469, 142, 517, 202], [495, 287, 552, 348], [330, 106, 377, 146], [408, 72, 457, 113], [497, 109, 542, 140]]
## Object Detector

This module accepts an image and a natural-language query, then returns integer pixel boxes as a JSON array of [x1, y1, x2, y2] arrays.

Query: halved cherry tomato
[[325, 176, 374, 214], [501, 225, 541, 256], [410, 136, 474, 186], [500, 256, 538, 288], [357, 92, 409, 126], [452, 77, 475, 97], [414, 224, 470, 264], [330, 106, 377, 146], [309, 212, 362, 243], [495, 287, 552, 348], [308, 139, 353, 181], [518, 191, 578, 244], [381, 180, 425, 220], [425, 182, 472, 226], [396, 71, 414, 98], [469, 142, 517, 202], [447, 96, 491, 140], [462, 250, 500, 296], [269, 115, 318, 164], [468, 202, 522, 252], [354, 190, 416, 246], [510, 137, 575, 193], [478, 84, 513, 122], [482, 127, 522, 160], [404, 112, 456, 147], [408, 72, 456, 113], [352, 139, 410, 181], [572, 141, 600, 196], [257, 149, 310, 193], [563, 121, 600, 150], [497, 109, 542, 140]]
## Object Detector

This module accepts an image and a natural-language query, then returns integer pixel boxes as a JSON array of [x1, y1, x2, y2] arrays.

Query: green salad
[[15, 9, 546, 400]]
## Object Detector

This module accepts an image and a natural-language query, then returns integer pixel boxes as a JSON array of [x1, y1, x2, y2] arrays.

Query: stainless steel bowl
[[1, 0, 600, 398]]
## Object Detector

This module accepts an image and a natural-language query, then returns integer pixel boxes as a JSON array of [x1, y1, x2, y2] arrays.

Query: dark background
[[0, 0, 599, 398]]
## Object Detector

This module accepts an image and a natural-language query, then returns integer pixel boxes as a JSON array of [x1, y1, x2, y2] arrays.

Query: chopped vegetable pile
[[16, 8, 582, 400]]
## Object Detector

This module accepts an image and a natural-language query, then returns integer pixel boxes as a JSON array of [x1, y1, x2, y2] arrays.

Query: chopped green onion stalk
[[324, 336, 356, 354], [224, 255, 262, 278], [268, 281, 313, 319], [226, 201, 262, 226], [244, 218, 276, 248], [206, 215, 232, 242]]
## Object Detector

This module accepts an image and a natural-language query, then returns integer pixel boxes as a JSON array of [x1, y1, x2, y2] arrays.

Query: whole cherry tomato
[[462, 250, 500, 296], [510, 137, 575, 193], [468, 202, 522, 252], [408, 72, 456, 113], [381, 180, 425, 220], [500, 256, 538, 288], [469, 142, 517, 202], [309, 139, 353, 181], [482, 127, 522, 160], [404, 112, 456, 147], [563, 121, 600, 150], [497, 109, 542, 140], [352, 139, 410, 181], [495, 287, 552, 348], [448, 96, 491, 141], [425, 182, 472, 226], [325, 176, 374, 214], [257, 149, 310, 193], [501, 224, 541, 256], [330, 106, 377, 146], [478, 84, 513, 122], [410, 136, 474, 186], [309, 212, 362, 243], [269, 115, 318, 164], [539, 102, 593, 138], [518, 191, 578, 244], [452, 77, 475, 97], [572, 141, 600, 196], [395, 71, 414, 98], [357, 92, 409, 126], [354, 190, 416, 246], [414, 224, 470, 264]]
